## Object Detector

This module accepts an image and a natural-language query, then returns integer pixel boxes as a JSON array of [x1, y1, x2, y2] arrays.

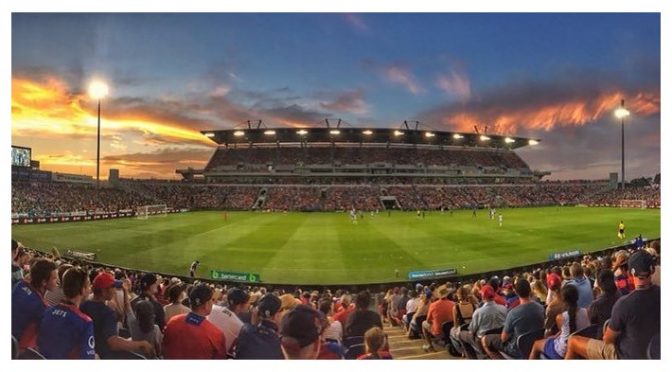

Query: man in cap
[[235, 293, 284, 359], [207, 287, 251, 354], [566, 250, 660, 359], [460, 285, 507, 358], [421, 285, 455, 352], [163, 283, 226, 359], [131, 273, 166, 331], [280, 304, 328, 359], [80, 271, 155, 358]]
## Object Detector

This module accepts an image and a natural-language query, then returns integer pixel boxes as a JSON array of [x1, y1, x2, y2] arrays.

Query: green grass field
[[11, 207, 660, 285]]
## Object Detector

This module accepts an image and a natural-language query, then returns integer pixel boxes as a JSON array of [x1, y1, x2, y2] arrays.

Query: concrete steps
[[384, 321, 458, 360]]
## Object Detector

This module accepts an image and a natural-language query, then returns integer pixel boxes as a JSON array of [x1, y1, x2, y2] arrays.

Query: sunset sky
[[11, 13, 660, 180]]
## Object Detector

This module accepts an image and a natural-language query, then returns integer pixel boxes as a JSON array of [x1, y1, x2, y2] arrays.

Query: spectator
[[587, 269, 620, 331], [461, 285, 507, 359], [357, 327, 393, 359], [163, 283, 226, 359], [345, 291, 383, 338], [409, 291, 431, 338], [566, 263, 593, 309], [131, 273, 166, 331], [12, 258, 57, 350], [45, 264, 73, 306], [645, 245, 660, 286], [333, 294, 355, 325], [207, 287, 251, 354], [128, 300, 163, 358], [37, 267, 96, 359], [529, 284, 589, 359], [402, 290, 419, 331], [11, 239, 24, 287], [163, 283, 190, 324], [565, 250, 660, 359], [318, 298, 343, 343], [543, 273, 564, 337], [235, 294, 284, 359], [612, 250, 634, 295], [481, 279, 544, 359], [421, 285, 455, 352], [488, 277, 507, 306], [80, 271, 155, 359], [280, 305, 327, 359], [449, 285, 477, 357]]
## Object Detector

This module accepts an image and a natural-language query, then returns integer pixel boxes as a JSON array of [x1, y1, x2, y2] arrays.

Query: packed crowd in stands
[[11, 235, 660, 359], [205, 146, 529, 171], [12, 180, 659, 217]]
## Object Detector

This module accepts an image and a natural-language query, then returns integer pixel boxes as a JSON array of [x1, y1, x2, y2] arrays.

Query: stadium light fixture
[[393, 130, 404, 136], [296, 129, 308, 136], [425, 132, 435, 138], [480, 135, 491, 141], [504, 137, 515, 144], [204, 132, 216, 138], [615, 99, 629, 190], [330, 130, 340, 135], [453, 133, 463, 139], [362, 130, 373, 135], [615, 107, 630, 119], [88, 80, 109, 189], [233, 130, 245, 137], [529, 139, 539, 146], [264, 130, 276, 136]]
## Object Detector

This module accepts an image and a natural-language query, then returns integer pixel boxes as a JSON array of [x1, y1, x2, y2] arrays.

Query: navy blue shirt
[[38, 303, 96, 359], [80, 300, 118, 359], [234, 319, 283, 359], [12, 280, 47, 349]]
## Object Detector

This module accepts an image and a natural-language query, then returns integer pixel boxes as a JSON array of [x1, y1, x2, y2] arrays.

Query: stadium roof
[[201, 127, 540, 150]]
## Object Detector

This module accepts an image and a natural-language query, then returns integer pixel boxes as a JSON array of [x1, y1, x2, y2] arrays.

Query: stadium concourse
[[11, 127, 660, 359]]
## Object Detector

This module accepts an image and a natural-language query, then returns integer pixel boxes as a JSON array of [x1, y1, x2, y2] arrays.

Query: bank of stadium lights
[[296, 129, 308, 136], [529, 139, 539, 146], [204, 132, 216, 138], [453, 133, 464, 139], [424, 132, 435, 138], [264, 130, 276, 136], [504, 137, 515, 144], [615, 106, 630, 119], [480, 135, 491, 141], [362, 130, 373, 135], [393, 130, 404, 136], [233, 130, 245, 137], [330, 130, 340, 135]]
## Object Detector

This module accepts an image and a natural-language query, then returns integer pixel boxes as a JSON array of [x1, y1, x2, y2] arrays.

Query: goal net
[[619, 200, 647, 209], [136, 204, 168, 219]]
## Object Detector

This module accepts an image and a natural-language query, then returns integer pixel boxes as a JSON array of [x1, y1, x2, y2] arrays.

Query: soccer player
[[498, 214, 503, 227], [472, 206, 477, 217], [38, 267, 96, 359], [617, 221, 625, 239], [190, 260, 200, 279]]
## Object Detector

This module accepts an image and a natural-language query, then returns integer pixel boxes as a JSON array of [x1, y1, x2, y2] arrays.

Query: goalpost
[[136, 204, 168, 219], [619, 200, 647, 209]]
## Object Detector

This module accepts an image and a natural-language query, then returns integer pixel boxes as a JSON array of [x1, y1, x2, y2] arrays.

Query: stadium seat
[[342, 336, 364, 349], [344, 343, 365, 359], [500, 328, 544, 360], [11, 335, 18, 360], [19, 347, 46, 359], [570, 324, 601, 339], [647, 333, 660, 360]]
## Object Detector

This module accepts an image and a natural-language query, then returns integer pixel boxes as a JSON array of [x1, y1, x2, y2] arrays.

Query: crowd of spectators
[[12, 234, 660, 360]]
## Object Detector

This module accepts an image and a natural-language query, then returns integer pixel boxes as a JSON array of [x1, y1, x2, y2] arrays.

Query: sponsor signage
[[549, 250, 581, 261], [211, 270, 261, 283], [408, 268, 457, 280]]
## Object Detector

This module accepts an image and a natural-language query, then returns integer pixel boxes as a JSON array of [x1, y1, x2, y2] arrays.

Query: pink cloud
[[436, 68, 471, 102], [384, 65, 423, 95]]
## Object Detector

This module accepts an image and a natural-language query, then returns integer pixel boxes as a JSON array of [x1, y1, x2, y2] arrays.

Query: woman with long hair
[[128, 300, 162, 358], [529, 284, 590, 359]]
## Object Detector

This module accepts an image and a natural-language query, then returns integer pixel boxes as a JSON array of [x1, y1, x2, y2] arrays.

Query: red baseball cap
[[480, 285, 496, 300], [546, 273, 562, 290], [93, 272, 123, 290]]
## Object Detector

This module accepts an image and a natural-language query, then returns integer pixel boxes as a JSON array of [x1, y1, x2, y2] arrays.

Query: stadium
[[11, 124, 661, 360]]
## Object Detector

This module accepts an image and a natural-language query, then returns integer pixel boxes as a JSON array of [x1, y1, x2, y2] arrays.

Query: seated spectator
[[531, 276, 548, 306], [318, 298, 343, 343], [565, 250, 660, 359], [449, 285, 477, 357], [421, 285, 455, 352], [543, 273, 564, 337], [345, 291, 383, 338], [333, 293, 354, 325], [128, 300, 163, 358], [37, 267, 96, 359], [80, 272, 155, 359], [357, 326, 392, 359], [645, 245, 660, 286], [402, 290, 420, 331], [280, 305, 328, 359], [488, 277, 507, 306], [45, 264, 73, 307], [461, 285, 507, 359], [409, 291, 431, 338], [587, 269, 620, 330], [566, 263, 593, 309], [12, 258, 57, 350], [163, 283, 226, 359], [207, 287, 251, 354], [131, 273, 166, 332], [481, 279, 544, 359], [11, 239, 24, 288], [529, 284, 589, 359], [612, 250, 634, 295], [235, 294, 284, 359], [163, 283, 190, 324]]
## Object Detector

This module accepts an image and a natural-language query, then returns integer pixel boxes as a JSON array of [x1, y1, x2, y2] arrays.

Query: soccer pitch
[[12, 207, 660, 285]]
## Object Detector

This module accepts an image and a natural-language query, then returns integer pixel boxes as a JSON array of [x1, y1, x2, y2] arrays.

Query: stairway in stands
[[384, 323, 457, 360]]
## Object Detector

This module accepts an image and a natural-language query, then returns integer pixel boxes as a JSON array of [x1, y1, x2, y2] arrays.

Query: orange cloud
[[384, 65, 423, 95]]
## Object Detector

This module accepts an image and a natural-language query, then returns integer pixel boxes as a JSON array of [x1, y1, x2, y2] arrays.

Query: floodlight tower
[[89, 80, 109, 188], [614, 99, 630, 190]]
